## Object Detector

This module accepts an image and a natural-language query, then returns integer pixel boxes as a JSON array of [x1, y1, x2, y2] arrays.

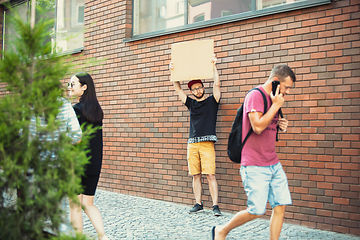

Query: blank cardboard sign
[[170, 39, 214, 82]]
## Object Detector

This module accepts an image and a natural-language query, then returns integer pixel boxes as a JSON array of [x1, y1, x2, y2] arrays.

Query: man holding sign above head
[[169, 51, 221, 216]]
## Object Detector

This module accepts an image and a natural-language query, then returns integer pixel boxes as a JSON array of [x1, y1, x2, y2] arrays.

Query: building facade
[[1, 0, 359, 235]]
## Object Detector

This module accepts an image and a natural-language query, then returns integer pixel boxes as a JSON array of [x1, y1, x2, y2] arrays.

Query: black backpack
[[227, 88, 268, 164]]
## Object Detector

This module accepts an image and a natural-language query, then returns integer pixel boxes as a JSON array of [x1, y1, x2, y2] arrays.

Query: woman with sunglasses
[[68, 72, 109, 240]]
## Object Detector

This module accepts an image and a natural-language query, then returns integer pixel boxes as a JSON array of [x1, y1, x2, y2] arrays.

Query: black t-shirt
[[73, 102, 103, 175], [185, 95, 219, 143]]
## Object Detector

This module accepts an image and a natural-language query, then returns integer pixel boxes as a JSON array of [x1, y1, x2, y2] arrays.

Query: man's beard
[[194, 91, 204, 99]]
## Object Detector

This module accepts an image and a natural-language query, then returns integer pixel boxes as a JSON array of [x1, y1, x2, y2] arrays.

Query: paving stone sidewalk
[[66, 189, 360, 240]]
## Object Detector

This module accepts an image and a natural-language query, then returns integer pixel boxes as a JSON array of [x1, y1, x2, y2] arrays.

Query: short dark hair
[[269, 64, 296, 82]]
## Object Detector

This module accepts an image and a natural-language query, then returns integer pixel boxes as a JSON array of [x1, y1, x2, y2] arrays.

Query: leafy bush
[[0, 7, 92, 240]]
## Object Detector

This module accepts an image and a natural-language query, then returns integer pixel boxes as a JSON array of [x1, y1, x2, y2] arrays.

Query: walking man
[[169, 56, 221, 216], [212, 64, 296, 239]]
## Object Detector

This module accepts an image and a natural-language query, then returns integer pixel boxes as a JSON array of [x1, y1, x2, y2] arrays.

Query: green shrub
[[0, 7, 92, 240]]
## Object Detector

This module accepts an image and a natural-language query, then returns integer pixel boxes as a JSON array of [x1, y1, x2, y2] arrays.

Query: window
[[77, 5, 85, 23], [193, 13, 205, 23], [2, 0, 84, 53], [221, 10, 233, 17], [3, 1, 28, 52], [188, 0, 251, 24], [130, 0, 330, 41], [259, 0, 288, 9], [55, 0, 84, 52], [133, 0, 186, 36], [177, 1, 184, 14]]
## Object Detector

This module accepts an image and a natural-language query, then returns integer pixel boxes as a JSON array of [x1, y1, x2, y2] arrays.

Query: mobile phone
[[272, 81, 280, 95]]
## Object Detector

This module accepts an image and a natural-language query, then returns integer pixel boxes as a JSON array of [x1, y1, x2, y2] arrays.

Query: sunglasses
[[67, 82, 74, 88]]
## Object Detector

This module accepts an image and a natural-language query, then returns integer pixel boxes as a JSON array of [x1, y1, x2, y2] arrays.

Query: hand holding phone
[[271, 80, 284, 114], [272, 80, 280, 96]]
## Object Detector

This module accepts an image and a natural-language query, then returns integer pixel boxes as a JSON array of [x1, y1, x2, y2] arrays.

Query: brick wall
[[0, 0, 359, 235], [80, 0, 359, 235]]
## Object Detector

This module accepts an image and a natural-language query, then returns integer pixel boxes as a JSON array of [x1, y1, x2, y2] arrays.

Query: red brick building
[[1, 0, 359, 235]]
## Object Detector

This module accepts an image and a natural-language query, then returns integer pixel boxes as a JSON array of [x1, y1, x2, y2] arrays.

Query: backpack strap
[[254, 89, 283, 142], [276, 108, 283, 141], [242, 88, 268, 147]]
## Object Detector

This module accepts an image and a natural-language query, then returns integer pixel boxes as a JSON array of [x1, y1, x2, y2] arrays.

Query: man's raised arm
[[212, 56, 220, 103], [169, 62, 187, 104]]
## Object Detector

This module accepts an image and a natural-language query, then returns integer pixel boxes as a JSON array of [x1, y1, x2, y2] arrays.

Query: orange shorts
[[187, 141, 216, 175]]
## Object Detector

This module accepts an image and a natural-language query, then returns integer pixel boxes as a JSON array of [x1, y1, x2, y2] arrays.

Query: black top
[[185, 95, 219, 143], [73, 102, 103, 175]]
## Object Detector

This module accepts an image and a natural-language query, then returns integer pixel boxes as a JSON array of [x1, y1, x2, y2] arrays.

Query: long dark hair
[[75, 72, 103, 124]]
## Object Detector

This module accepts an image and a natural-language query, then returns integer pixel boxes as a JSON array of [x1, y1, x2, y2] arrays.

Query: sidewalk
[[68, 189, 360, 240]]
